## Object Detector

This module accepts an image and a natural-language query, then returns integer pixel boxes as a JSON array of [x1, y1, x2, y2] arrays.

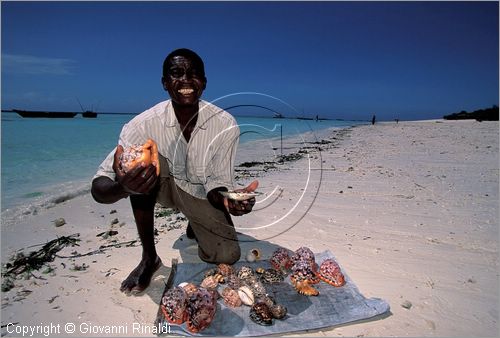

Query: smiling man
[[91, 48, 258, 294]]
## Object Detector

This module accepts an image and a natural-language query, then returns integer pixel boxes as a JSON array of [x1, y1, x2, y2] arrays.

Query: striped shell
[[255, 267, 265, 274], [203, 267, 219, 278], [213, 273, 225, 283]]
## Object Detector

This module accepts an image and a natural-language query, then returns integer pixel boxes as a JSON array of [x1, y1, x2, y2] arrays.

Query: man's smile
[[178, 88, 195, 95]]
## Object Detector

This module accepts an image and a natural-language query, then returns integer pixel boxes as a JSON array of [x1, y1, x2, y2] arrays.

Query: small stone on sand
[[53, 218, 66, 227]]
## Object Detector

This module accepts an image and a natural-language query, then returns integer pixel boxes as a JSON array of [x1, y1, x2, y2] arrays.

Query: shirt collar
[[164, 99, 209, 130]]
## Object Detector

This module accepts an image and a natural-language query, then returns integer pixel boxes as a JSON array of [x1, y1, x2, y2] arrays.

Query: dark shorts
[[156, 155, 241, 264]]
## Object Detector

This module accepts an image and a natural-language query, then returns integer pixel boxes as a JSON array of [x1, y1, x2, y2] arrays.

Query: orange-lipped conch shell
[[120, 138, 160, 176]]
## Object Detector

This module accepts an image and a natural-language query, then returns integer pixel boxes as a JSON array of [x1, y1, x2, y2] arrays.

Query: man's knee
[[199, 241, 241, 265], [218, 242, 241, 264]]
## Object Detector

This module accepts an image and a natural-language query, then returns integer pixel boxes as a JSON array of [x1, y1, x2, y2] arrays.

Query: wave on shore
[[1, 182, 91, 227]]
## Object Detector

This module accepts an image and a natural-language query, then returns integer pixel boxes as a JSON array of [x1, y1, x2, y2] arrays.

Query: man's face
[[162, 56, 206, 106]]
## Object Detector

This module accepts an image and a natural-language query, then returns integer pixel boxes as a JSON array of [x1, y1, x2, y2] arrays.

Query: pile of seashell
[[204, 263, 289, 326], [161, 262, 289, 330], [160, 246, 345, 331], [269, 246, 346, 296]]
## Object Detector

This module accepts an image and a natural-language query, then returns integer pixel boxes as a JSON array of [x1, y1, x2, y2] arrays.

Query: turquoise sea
[[1, 112, 366, 216]]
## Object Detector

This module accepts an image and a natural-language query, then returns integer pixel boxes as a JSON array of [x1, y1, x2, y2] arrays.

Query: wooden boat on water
[[82, 110, 98, 118], [13, 109, 77, 118]]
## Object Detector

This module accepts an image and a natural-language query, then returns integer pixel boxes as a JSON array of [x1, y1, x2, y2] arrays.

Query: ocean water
[[1, 112, 365, 217]]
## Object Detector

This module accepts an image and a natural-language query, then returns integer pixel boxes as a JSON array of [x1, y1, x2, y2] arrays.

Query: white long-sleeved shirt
[[94, 100, 239, 199]]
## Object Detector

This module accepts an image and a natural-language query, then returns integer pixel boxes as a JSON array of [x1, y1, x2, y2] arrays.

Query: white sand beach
[[1, 119, 498, 337]]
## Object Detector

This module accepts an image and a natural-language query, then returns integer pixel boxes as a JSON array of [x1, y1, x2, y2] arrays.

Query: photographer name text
[[5, 322, 171, 336]]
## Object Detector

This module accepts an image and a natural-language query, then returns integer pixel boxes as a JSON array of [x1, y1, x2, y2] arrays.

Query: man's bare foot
[[120, 256, 162, 294]]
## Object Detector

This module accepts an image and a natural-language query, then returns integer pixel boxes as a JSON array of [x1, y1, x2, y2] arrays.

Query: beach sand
[[1, 119, 498, 337]]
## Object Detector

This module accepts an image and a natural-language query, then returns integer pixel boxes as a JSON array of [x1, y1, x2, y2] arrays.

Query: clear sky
[[1, 1, 498, 121]]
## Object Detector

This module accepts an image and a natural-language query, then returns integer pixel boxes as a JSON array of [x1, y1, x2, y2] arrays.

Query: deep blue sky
[[1, 1, 498, 121]]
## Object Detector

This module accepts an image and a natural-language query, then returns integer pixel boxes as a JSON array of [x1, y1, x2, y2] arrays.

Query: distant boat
[[76, 98, 98, 118], [82, 110, 98, 118], [273, 113, 284, 118], [13, 109, 77, 118]]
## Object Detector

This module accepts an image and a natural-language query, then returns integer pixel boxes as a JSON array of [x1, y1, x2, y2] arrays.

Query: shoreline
[[1, 119, 498, 336]]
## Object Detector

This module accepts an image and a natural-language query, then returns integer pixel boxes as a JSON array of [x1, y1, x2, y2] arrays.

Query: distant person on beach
[[91, 48, 257, 294], [371, 114, 376, 125]]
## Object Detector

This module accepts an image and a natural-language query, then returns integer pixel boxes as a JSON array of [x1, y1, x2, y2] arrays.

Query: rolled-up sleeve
[[93, 147, 117, 181], [93, 120, 148, 181]]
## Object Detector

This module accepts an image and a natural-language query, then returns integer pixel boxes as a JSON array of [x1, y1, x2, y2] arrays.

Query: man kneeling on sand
[[91, 48, 257, 293]]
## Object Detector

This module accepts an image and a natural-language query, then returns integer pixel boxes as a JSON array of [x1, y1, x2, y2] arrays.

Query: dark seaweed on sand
[[1, 234, 81, 289]]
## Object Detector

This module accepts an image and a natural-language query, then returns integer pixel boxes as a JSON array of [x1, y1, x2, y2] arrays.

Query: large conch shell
[[120, 138, 160, 176]]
